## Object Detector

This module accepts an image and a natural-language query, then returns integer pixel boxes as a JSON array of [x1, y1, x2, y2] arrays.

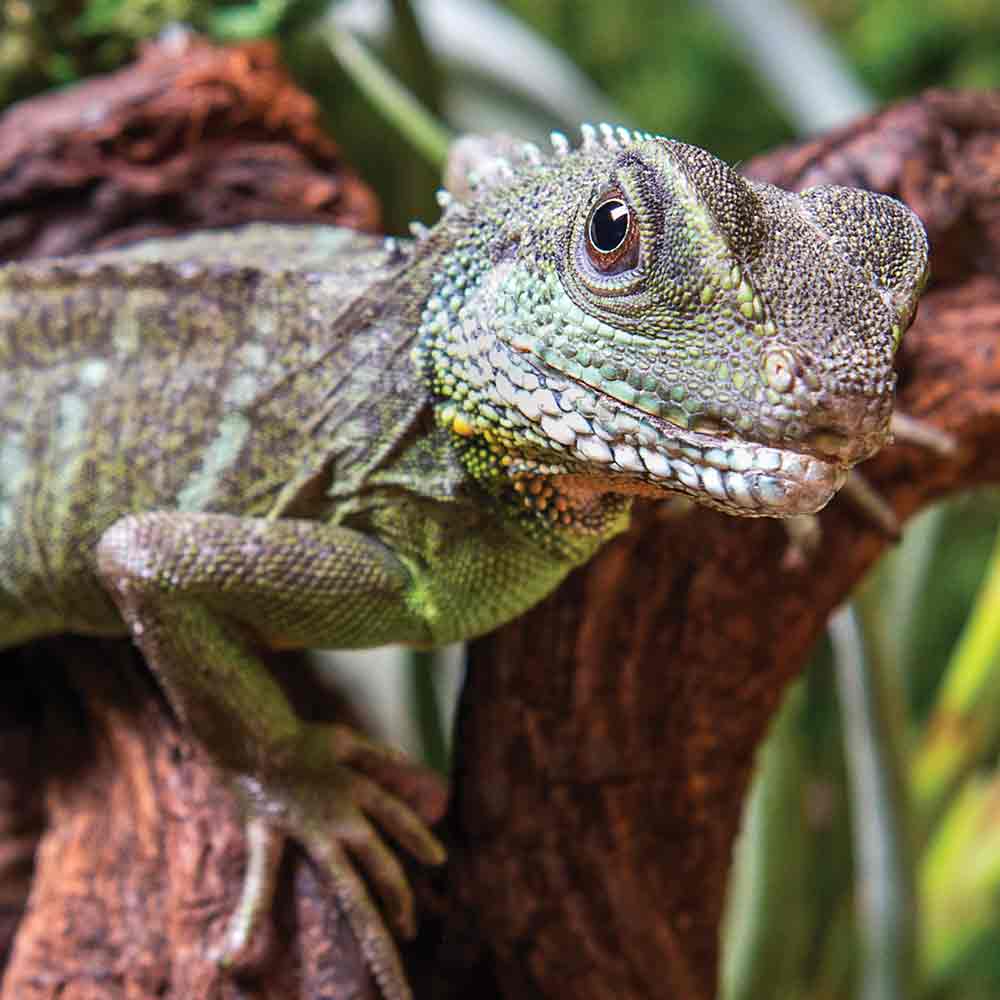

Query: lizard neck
[[447, 426, 634, 557], [413, 232, 632, 558]]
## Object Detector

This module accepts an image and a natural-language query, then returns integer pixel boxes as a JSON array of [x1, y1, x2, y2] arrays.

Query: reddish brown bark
[[1, 638, 412, 1000], [0, 33, 998, 1000], [0, 31, 378, 262], [444, 90, 1000, 998]]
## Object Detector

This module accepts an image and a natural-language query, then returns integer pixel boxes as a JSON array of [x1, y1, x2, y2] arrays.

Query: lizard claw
[[217, 723, 447, 999], [212, 817, 284, 970]]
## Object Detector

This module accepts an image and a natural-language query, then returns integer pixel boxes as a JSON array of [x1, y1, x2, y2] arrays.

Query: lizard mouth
[[579, 414, 851, 516], [494, 343, 865, 517], [528, 371, 856, 516]]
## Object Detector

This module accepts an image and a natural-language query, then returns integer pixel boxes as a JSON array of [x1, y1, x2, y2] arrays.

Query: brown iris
[[586, 195, 639, 274]]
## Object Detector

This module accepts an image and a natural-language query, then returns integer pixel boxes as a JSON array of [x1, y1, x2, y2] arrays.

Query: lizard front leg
[[96, 512, 445, 1000]]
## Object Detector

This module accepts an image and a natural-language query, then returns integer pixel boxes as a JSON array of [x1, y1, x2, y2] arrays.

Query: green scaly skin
[[0, 125, 928, 998]]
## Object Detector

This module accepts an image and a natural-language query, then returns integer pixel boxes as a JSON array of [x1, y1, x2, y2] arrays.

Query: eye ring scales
[[586, 195, 640, 274]]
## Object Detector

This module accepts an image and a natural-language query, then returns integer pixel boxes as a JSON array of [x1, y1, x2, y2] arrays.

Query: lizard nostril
[[763, 349, 797, 394]]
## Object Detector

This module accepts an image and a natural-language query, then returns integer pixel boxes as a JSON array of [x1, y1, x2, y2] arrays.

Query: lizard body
[[0, 225, 590, 649], [0, 127, 928, 998]]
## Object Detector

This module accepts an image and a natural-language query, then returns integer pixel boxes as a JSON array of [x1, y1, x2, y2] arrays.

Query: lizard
[[0, 123, 928, 999]]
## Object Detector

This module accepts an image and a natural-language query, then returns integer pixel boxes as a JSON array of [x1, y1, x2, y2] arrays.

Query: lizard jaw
[[563, 415, 852, 516], [495, 356, 864, 516], [489, 354, 865, 516]]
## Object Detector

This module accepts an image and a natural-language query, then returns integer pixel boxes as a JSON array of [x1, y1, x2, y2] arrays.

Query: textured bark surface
[[443, 90, 1000, 999], [1, 638, 405, 1000], [1, 34, 998, 1000], [0, 30, 378, 261]]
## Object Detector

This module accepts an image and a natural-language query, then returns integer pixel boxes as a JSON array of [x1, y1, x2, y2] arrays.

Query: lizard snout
[[802, 390, 895, 468]]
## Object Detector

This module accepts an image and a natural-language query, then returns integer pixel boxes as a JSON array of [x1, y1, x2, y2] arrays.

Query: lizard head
[[421, 125, 929, 518]]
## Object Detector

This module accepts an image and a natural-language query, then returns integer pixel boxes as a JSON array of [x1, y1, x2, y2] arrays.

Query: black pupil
[[590, 199, 630, 253]]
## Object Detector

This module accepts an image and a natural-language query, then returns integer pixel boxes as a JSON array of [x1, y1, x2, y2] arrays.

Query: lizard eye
[[586, 195, 639, 274]]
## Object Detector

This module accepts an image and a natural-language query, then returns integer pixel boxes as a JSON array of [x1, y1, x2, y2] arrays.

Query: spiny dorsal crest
[[437, 123, 657, 213]]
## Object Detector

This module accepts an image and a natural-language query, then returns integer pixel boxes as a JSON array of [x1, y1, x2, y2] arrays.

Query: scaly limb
[[97, 512, 446, 1000]]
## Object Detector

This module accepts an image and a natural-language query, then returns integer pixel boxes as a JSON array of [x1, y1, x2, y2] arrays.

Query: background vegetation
[[2, 2, 1000, 997]]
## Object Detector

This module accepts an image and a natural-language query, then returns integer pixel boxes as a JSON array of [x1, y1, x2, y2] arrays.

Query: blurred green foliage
[[503, 1, 792, 162], [3, 2, 1000, 996], [501, 0, 1000, 160], [0, 0, 320, 102]]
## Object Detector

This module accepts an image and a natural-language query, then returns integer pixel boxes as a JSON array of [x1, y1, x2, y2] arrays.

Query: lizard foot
[[214, 723, 447, 1000]]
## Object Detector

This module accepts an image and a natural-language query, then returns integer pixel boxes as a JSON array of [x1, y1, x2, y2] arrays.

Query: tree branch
[[442, 89, 1000, 998]]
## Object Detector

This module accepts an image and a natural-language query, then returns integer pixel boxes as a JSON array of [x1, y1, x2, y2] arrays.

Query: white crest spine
[[519, 142, 542, 165]]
